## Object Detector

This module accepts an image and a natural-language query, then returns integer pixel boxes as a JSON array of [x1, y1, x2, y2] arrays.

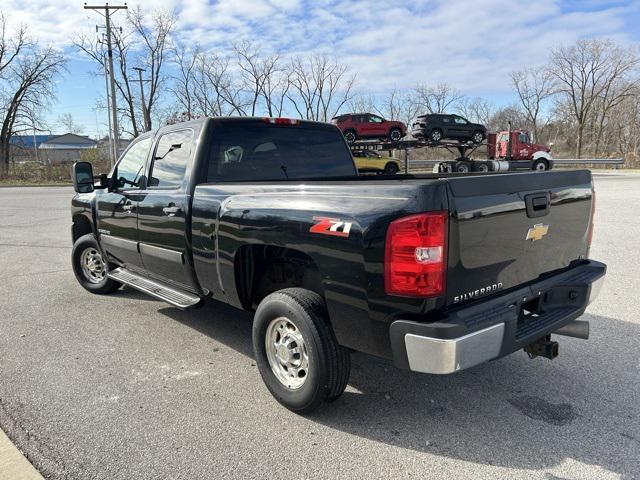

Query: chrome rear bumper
[[389, 260, 606, 375]]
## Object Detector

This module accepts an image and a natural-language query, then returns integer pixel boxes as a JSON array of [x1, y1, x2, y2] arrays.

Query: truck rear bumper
[[389, 260, 606, 374]]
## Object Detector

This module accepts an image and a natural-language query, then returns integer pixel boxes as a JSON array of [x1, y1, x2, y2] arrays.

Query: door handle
[[163, 204, 182, 216], [122, 203, 135, 213]]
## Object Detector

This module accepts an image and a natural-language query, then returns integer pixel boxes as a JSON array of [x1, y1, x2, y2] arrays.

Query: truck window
[[519, 133, 530, 144], [149, 129, 193, 188], [114, 137, 152, 189], [207, 124, 356, 181]]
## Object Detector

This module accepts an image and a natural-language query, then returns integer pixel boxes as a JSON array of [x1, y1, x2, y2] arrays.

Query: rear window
[[207, 124, 356, 182]]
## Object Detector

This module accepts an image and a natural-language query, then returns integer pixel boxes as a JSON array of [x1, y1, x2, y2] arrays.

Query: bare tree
[[129, 7, 176, 132], [413, 83, 464, 114], [170, 43, 199, 118], [511, 67, 556, 141], [0, 17, 65, 177], [377, 88, 421, 126], [75, 7, 175, 137], [457, 96, 494, 126], [287, 55, 356, 121], [549, 38, 640, 157], [57, 113, 84, 134]]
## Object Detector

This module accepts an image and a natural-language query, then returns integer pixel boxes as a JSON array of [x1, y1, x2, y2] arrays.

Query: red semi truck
[[434, 128, 554, 173], [488, 130, 553, 171]]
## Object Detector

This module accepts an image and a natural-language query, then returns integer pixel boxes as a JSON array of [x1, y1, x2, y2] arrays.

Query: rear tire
[[430, 129, 443, 143], [343, 130, 357, 144], [455, 162, 471, 173], [72, 234, 122, 294], [252, 288, 350, 413], [388, 128, 402, 142]]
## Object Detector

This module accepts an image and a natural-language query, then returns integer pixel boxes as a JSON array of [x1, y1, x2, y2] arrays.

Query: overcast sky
[[2, 0, 639, 137]]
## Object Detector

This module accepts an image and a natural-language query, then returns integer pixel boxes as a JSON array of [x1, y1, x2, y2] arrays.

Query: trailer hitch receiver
[[524, 335, 559, 360]]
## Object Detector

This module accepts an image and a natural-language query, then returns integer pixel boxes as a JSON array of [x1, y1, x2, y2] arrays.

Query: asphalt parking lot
[[0, 173, 639, 480]]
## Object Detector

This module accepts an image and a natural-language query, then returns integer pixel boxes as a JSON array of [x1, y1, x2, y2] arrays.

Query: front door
[[97, 136, 153, 269], [364, 114, 386, 136], [137, 128, 195, 290], [451, 116, 469, 139]]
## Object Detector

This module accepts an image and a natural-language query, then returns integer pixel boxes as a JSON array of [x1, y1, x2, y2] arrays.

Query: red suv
[[331, 113, 406, 143]]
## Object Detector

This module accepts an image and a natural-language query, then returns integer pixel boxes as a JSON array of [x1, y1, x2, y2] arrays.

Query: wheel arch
[[532, 151, 552, 161], [72, 212, 94, 243], [234, 244, 324, 311]]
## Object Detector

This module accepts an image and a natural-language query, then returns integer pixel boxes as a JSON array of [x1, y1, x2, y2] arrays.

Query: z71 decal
[[309, 216, 352, 237]]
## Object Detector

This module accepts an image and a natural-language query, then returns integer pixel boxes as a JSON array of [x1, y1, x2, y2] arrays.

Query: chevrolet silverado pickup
[[70, 117, 606, 413]]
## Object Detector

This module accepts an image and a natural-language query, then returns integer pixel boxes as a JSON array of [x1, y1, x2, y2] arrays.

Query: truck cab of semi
[[488, 130, 553, 171]]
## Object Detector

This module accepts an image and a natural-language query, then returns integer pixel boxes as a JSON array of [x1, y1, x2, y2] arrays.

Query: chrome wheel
[[80, 247, 106, 284], [473, 131, 484, 143], [389, 129, 402, 142], [265, 317, 309, 390], [430, 130, 442, 142]]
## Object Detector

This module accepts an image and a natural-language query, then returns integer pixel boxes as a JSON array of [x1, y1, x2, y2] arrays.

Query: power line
[[83, 2, 128, 166]]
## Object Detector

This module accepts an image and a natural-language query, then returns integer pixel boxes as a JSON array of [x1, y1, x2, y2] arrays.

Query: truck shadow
[[160, 299, 639, 479]]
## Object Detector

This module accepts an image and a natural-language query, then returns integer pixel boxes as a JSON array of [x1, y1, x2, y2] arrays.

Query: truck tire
[[455, 162, 471, 173], [252, 288, 351, 413], [343, 129, 357, 144], [71, 234, 122, 294], [475, 162, 490, 172], [532, 159, 549, 171], [429, 129, 443, 143]]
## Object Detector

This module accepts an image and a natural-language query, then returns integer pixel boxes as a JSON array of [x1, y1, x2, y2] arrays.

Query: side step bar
[[108, 267, 202, 309]]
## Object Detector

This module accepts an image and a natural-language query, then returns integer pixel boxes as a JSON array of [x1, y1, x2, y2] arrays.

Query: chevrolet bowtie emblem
[[526, 223, 549, 241]]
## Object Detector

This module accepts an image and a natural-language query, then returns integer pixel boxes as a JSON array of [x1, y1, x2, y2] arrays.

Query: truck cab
[[489, 130, 553, 171]]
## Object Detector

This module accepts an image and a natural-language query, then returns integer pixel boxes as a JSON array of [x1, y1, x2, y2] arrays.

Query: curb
[[0, 427, 43, 480]]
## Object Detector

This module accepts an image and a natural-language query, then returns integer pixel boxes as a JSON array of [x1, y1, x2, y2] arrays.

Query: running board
[[108, 267, 202, 309]]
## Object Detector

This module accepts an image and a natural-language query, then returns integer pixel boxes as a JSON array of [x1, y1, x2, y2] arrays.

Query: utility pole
[[132, 67, 150, 132], [103, 61, 114, 165], [84, 3, 128, 163]]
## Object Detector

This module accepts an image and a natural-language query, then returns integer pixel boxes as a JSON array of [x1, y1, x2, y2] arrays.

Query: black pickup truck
[[71, 117, 605, 413]]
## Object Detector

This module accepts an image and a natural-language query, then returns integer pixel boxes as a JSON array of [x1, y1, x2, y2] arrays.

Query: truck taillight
[[587, 190, 596, 252], [385, 211, 448, 297]]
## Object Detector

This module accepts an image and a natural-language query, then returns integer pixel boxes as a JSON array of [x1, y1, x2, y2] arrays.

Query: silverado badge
[[526, 223, 549, 241]]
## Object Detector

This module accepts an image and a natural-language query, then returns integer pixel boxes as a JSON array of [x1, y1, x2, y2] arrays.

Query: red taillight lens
[[263, 117, 299, 125], [587, 190, 596, 252], [385, 211, 448, 297]]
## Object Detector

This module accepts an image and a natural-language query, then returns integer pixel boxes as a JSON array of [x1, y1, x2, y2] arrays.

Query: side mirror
[[72, 162, 95, 193]]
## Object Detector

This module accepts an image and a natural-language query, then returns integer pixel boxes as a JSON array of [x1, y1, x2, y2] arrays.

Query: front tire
[[71, 234, 122, 294], [384, 162, 399, 175], [532, 159, 549, 171], [252, 288, 351, 413], [472, 130, 484, 144]]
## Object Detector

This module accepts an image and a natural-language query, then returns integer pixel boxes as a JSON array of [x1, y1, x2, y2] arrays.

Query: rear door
[[96, 136, 152, 270], [444, 170, 593, 306], [136, 128, 195, 289]]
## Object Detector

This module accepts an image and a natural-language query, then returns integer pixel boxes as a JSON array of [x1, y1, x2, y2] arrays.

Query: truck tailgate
[[444, 170, 593, 306]]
